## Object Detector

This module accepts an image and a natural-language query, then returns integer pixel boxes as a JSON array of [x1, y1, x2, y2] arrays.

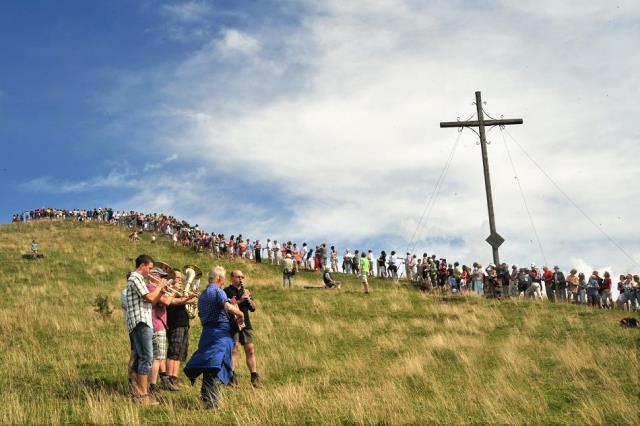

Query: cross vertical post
[[440, 91, 523, 265]]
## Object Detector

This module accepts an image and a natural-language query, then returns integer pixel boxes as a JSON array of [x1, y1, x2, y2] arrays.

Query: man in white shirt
[[344, 249, 353, 274], [266, 239, 273, 264], [273, 240, 282, 265]]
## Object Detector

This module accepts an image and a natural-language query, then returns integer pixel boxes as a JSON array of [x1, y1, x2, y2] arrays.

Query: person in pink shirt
[[146, 267, 175, 394]]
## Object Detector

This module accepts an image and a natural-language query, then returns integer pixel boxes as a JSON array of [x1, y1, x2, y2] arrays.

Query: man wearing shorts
[[165, 271, 197, 389], [224, 270, 261, 387], [146, 267, 174, 395]]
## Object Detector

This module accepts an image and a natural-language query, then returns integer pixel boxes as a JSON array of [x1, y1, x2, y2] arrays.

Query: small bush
[[93, 295, 114, 319]]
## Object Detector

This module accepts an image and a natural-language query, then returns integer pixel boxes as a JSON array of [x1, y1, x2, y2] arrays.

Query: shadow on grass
[[57, 377, 129, 400], [436, 295, 470, 304], [22, 253, 45, 260]]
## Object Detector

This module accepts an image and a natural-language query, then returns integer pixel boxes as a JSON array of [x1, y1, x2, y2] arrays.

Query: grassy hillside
[[0, 220, 638, 425]]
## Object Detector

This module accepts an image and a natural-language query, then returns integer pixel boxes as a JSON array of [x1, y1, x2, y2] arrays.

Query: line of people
[[15, 207, 640, 311]]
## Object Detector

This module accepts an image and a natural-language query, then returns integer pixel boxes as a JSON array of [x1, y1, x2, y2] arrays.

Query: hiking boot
[[229, 373, 238, 387], [159, 375, 171, 390], [170, 376, 185, 390], [250, 373, 262, 388], [166, 377, 180, 391], [149, 383, 160, 396], [160, 375, 180, 391]]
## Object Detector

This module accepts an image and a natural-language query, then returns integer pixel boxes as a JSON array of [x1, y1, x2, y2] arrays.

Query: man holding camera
[[224, 269, 261, 388]]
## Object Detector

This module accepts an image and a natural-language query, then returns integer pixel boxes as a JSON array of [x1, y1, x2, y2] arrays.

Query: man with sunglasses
[[224, 270, 261, 387]]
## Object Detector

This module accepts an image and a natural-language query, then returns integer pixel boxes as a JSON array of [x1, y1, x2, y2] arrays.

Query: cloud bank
[[27, 0, 640, 274]]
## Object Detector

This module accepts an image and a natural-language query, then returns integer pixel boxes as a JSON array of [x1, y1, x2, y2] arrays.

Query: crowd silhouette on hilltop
[[12, 207, 640, 311]]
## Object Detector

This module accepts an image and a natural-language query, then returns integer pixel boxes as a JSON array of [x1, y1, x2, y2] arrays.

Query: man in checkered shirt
[[125, 254, 166, 404]]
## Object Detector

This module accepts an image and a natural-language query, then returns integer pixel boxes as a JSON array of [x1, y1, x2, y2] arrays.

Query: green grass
[[0, 220, 638, 425]]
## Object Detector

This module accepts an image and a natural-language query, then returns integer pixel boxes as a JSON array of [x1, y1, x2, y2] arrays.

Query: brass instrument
[[146, 261, 175, 294], [183, 264, 202, 319], [151, 261, 184, 296], [163, 281, 184, 297], [154, 261, 176, 280]]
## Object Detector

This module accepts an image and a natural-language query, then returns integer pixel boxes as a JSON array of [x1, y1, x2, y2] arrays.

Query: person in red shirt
[[601, 271, 613, 309], [228, 236, 235, 258], [542, 266, 555, 302]]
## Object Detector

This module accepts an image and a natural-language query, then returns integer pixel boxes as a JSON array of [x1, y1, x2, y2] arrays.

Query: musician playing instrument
[[165, 270, 198, 390], [224, 270, 261, 388], [184, 266, 244, 409], [146, 267, 175, 395]]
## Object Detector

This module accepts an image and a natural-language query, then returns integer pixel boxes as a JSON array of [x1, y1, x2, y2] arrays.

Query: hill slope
[[0, 221, 637, 425]]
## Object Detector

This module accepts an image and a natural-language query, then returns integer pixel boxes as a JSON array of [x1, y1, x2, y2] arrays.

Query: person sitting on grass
[[323, 267, 341, 289]]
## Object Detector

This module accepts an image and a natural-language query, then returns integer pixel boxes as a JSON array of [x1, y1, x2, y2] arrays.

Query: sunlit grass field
[[0, 220, 638, 425]]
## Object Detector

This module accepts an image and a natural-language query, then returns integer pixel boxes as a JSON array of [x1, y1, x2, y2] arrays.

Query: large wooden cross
[[440, 91, 523, 265]]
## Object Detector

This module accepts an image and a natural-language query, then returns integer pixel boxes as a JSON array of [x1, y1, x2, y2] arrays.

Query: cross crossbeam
[[439, 118, 523, 128], [439, 91, 523, 265]]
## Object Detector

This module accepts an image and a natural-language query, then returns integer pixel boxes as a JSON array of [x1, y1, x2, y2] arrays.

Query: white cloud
[[91, 0, 640, 274], [22, 170, 136, 193], [157, 1, 215, 41], [506, 0, 640, 18], [143, 153, 179, 172], [161, 1, 212, 23], [215, 29, 260, 56]]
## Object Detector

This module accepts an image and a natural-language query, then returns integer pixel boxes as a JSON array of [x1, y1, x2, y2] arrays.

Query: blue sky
[[2, 1, 639, 274]]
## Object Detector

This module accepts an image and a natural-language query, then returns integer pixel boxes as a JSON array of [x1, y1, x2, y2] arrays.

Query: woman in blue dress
[[184, 266, 244, 409]]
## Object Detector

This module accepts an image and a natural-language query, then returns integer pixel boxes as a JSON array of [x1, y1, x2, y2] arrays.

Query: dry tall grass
[[0, 221, 637, 424]]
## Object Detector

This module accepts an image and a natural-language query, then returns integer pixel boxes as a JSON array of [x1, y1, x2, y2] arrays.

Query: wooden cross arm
[[440, 118, 523, 128]]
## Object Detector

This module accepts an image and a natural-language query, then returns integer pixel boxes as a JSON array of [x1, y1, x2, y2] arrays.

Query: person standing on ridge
[[282, 253, 296, 288], [359, 251, 370, 294]]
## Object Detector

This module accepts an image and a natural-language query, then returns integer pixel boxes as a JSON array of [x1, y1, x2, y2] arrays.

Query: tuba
[[183, 264, 203, 319]]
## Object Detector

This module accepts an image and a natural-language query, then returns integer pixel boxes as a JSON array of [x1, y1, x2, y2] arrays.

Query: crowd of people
[[12, 207, 639, 408], [12, 207, 640, 310]]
